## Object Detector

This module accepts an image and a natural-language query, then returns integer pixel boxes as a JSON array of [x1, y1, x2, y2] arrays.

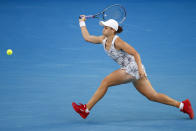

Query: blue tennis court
[[0, 0, 195, 131]]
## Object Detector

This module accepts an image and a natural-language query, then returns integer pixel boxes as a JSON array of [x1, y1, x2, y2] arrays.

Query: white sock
[[85, 108, 89, 113], [179, 102, 184, 110]]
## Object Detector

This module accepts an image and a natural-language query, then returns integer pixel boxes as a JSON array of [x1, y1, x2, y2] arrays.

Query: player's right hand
[[79, 15, 86, 22], [139, 68, 147, 80]]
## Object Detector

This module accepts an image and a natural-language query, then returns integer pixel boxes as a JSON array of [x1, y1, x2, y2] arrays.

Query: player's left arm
[[115, 37, 143, 70]]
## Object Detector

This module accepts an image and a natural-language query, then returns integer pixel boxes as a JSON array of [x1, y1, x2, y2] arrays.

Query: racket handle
[[86, 15, 94, 18], [79, 15, 94, 19]]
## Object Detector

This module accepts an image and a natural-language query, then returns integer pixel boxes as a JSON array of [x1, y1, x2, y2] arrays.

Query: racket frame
[[82, 4, 126, 24]]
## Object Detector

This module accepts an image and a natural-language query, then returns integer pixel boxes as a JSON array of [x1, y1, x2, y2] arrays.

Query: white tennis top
[[102, 35, 147, 80]]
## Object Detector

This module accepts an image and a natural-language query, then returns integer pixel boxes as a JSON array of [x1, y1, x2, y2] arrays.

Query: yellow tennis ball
[[7, 49, 13, 55]]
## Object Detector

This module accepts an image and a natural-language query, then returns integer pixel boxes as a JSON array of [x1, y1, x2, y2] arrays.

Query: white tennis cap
[[99, 19, 119, 31]]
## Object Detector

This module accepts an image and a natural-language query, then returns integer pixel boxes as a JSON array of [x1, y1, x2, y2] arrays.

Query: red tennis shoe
[[72, 102, 89, 119], [181, 99, 194, 119]]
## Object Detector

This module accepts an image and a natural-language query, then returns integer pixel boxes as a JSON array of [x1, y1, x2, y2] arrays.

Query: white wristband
[[79, 21, 86, 27]]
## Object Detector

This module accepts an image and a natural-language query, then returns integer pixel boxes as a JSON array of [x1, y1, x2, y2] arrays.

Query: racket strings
[[103, 5, 126, 24]]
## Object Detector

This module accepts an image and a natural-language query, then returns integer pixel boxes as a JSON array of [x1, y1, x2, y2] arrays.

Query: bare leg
[[86, 69, 135, 110], [133, 77, 180, 108]]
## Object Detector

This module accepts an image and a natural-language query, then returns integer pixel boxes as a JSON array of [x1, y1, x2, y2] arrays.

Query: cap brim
[[99, 21, 106, 26]]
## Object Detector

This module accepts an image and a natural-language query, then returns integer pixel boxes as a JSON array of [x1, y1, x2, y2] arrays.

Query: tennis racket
[[79, 4, 126, 24]]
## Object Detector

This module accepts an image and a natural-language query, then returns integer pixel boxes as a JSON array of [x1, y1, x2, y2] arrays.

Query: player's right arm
[[79, 15, 104, 44]]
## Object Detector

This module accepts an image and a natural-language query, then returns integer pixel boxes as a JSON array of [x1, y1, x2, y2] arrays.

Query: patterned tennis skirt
[[121, 62, 147, 80]]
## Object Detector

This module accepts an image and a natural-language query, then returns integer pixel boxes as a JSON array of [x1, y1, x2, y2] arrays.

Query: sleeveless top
[[102, 35, 147, 80]]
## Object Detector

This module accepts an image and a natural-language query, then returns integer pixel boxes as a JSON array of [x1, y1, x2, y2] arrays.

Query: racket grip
[[85, 15, 94, 18], [79, 15, 94, 19]]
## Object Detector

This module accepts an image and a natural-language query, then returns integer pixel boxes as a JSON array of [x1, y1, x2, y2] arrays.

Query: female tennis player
[[72, 15, 194, 119]]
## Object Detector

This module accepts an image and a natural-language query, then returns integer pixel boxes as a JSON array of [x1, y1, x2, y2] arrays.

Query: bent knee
[[100, 79, 111, 88], [146, 93, 159, 102]]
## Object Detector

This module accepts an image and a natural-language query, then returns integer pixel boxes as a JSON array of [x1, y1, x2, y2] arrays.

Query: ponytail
[[116, 26, 123, 34]]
